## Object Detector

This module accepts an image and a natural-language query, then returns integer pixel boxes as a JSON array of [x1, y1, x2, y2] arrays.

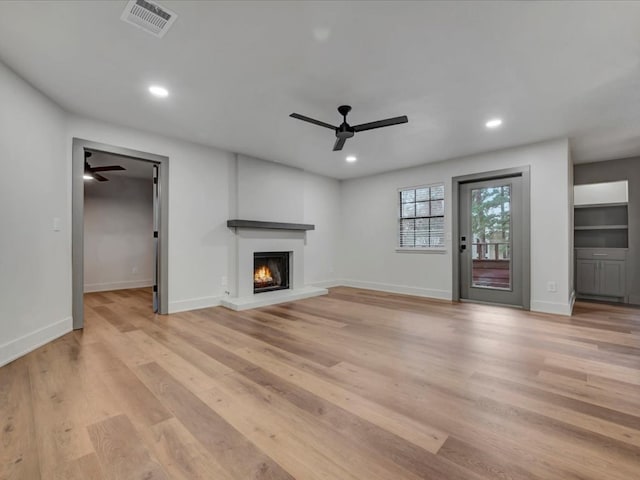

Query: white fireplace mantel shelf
[[227, 219, 315, 231]]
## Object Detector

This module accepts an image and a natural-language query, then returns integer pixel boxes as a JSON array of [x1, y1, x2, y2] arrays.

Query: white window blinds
[[399, 184, 445, 248]]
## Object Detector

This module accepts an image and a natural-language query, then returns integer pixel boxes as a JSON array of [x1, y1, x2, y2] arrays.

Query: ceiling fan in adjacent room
[[84, 151, 126, 181], [289, 105, 408, 151]]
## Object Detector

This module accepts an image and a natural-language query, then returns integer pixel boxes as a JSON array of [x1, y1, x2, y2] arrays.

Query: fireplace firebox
[[253, 252, 290, 294]]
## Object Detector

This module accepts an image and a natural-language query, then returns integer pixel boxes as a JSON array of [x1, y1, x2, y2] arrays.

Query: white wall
[[338, 139, 573, 315], [303, 173, 340, 287], [67, 115, 236, 313], [66, 124, 342, 313], [0, 61, 70, 366], [84, 175, 154, 292], [233, 154, 341, 289], [237, 155, 305, 223]]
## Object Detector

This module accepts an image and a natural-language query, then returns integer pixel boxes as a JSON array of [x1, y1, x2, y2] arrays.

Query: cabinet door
[[576, 259, 599, 295], [599, 260, 626, 297]]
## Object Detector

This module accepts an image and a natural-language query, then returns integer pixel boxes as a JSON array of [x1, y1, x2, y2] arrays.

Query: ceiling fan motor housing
[[336, 124, 355, 139], [336, 105, 355, 138]]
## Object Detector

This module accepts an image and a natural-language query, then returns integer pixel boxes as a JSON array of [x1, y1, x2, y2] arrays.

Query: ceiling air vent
[[121, 0, 177, 38]]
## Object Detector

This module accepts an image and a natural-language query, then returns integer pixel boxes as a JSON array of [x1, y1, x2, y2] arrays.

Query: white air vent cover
[[121, 0, 177, 38]]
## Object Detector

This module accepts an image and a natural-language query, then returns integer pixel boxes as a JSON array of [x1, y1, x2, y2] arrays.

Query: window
[[399, 184, 445, 248]]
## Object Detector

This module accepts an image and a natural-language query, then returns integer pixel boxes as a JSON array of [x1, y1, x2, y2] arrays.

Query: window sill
[[395, 248, 447, 254]]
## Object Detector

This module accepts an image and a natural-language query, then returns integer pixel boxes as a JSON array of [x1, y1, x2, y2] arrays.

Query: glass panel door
[[459, 176, 523, 307], [471, 185, 511, 290]]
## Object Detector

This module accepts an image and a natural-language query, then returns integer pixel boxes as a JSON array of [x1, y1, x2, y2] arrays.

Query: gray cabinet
[[575, 249, 627, 300], [599, 260, 626, 297], [576, 259, 599, 295]]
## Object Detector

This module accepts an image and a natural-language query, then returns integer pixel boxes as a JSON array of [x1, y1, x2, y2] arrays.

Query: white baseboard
[[0, 317, 73, 368], [309, 279, 342, 289], [84, 279, 153, 293], [338, 279, 452, 300], [168, 295, 223, 314], [530, 300, 572, 316]]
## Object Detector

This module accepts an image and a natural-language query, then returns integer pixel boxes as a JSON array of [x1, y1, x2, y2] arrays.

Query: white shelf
[[574, 181, 628, 206]]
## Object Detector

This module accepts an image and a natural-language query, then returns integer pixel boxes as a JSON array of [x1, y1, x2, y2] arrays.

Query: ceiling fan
[[84, 151, 126, 182], [290, 105, 408, 151]]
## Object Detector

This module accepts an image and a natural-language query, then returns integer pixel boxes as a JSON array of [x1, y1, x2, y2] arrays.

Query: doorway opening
[[72, 139, 169, 330], [452, 167, 531, 309]]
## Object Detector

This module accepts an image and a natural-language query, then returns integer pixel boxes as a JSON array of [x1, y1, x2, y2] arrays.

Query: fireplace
[[221, 222, 328, 310], [253, 252, 290, 294]]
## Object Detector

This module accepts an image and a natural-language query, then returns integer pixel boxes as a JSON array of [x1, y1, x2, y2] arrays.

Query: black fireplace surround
[[253, 252, 290, 294]]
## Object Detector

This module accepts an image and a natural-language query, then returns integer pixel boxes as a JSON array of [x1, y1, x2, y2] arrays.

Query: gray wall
[[574, 156, 640, 304]]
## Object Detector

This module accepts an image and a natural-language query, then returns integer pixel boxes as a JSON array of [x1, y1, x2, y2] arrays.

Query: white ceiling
[[1, 1, 639, 179]]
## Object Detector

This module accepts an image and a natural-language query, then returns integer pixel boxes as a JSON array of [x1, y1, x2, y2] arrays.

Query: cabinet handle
[[593, 253, 608, 256]]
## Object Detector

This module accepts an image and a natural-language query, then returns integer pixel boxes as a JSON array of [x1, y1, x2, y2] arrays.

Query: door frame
[[451, 166, 531, 309], [72, 138, 169, 329]]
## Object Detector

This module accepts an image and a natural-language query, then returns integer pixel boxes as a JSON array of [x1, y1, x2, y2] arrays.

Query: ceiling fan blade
[[90, 165, 126, 172], [333, 137, 347, 151], [290, 113, 337, 130], [93, 173, 109, 182], [353, 115, 408, 132]]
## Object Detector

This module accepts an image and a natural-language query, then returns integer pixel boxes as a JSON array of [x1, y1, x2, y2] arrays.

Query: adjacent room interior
[[83, 152, 155, 302], [0, 1, 638, 479]]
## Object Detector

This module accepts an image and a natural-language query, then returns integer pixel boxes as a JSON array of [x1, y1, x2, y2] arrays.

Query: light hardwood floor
[[2, 287, 640, 479]]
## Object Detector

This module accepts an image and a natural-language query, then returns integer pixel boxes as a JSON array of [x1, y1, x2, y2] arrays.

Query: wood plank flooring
[[2, 287, 640, 479]]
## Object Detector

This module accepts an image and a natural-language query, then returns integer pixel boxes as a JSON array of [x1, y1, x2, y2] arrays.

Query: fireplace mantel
[[222, 221, 327, 310], [227, 219, 315, 231]]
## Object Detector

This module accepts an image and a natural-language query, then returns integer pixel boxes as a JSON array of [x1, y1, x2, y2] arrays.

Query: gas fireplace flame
[[254, 265, 273, 284]]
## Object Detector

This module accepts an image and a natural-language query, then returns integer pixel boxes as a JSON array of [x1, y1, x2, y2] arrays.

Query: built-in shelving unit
[[573, 204, 628, 248], [573, 181, 630, 303]]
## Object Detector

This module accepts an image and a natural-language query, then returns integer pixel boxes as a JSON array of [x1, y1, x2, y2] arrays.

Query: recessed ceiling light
[[345, 155, 357, 163], [313, 26, 331, 42], [485, 118, 503, 129], [148, 85, 169, 98], [83, 174, 94, 180]]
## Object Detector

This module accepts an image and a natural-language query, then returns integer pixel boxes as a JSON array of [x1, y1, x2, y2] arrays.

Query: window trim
[[397, 182, 446, 252]]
